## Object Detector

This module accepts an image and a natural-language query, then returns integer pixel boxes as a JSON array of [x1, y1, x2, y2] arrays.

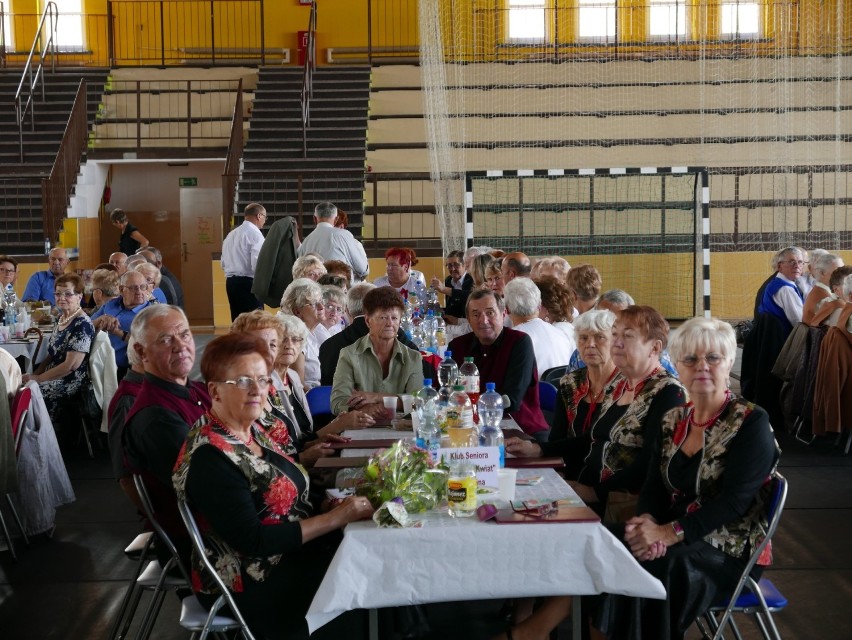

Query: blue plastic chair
[[538, 381, 558, 413], [700, 473, 788, 640], [306, 385, 333, 417]]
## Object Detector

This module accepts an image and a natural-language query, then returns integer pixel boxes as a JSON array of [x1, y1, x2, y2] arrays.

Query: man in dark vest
[[123, 305, 210, 565], [447, 288, 550, 442]]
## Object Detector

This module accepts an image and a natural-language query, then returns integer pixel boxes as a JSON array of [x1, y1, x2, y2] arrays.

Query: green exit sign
[[179, 177, 197, 187]]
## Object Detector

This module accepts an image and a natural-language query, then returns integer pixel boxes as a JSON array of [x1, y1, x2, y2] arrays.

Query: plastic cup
[[400, 394, 414, 416], [0, 326, 8, 343], [382, 396, 398, 422], [14, 322, 24, 338], [497, 468, 518, 502]]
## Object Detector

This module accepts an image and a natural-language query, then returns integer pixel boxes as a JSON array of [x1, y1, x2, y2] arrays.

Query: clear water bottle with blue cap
[[478, 382, 505, 467], [414, 379, 441, 461]]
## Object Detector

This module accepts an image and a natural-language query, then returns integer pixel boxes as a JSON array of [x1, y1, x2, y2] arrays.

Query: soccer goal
[[464, 167, 710, 320]]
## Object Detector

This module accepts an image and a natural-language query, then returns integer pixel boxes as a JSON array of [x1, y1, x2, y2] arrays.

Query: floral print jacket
[[173, 413, 313, 594], [660, 397, 780, 562]]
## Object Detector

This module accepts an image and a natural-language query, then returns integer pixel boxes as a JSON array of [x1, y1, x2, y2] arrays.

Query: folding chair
[[177, 499, 256, 640], [107, 531, 156, 640], [0, 387, 32, 561], [699, 473, 789, 640], [113, 475, 193, 640]]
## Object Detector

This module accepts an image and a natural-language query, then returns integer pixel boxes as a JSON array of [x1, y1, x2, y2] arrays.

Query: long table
[[305, 428, 665, 635]]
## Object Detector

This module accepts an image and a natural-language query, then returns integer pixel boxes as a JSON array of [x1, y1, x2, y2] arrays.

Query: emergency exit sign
[[179, 177, 197, 187]]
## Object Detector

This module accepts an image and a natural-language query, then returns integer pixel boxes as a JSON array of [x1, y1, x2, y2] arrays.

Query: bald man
[[500, 251, 531, 286], [109, 252, 129, 275], [22, 247, 69, 305]]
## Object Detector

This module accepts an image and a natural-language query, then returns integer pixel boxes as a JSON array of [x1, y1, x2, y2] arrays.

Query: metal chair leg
[[80, 417, 94, 458], [5, 494, 30, 546], [0, 509, 17, 561], [109, 543, 152, 640]]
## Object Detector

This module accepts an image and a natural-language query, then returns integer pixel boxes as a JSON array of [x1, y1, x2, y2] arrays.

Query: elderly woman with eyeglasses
[[321, 284, 347, 336], [331, 286, 424, 419], [173, 333, 374, 640], [279, 278, 328, 391], [22, 273, 95, 425], [502, 318, 779, 640]]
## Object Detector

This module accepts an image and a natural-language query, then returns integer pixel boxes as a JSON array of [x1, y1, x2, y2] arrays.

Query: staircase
[[0, 68, 109, 255], [236, 66, 371, 240]]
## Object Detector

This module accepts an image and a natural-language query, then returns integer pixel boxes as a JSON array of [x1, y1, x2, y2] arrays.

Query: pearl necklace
[[58, 307, 82, 326]]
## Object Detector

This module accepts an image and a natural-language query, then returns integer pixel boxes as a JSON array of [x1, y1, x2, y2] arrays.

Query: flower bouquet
[[355, 440, 447, 516]]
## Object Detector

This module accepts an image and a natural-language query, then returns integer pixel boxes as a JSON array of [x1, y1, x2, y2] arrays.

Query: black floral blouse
[[173, 413, 314, 594]]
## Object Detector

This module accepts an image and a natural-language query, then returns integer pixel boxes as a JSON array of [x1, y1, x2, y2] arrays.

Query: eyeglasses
[[123, 284, 148, 292], [303, 301, 324, 310], [218, 376, 273, 390], [280, 336, 305, 345], [783, 259, 805, 266], [325, 303, 343, 314], [0, 268, 16, 274], [446, 262, 462, 269], [154, 329, 193, 347], [678, 353, 725, 368], [54, 291, 79, 298]]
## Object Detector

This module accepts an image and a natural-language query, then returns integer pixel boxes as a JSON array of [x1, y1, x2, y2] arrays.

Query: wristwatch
[[671, 520, 685, 540]]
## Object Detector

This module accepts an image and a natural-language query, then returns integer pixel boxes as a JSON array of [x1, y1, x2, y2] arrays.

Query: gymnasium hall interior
[[0, 1, 850, 638]]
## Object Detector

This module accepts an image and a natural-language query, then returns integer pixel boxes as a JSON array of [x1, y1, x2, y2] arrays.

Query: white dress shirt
[[221, 220, 265, 278], [512, 317, 576, 377], [772, 273, 804, 328]]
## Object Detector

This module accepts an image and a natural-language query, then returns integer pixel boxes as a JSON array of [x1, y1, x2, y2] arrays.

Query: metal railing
[[42, 80, 88, 246], [0, 1, 6, 69], [15, 1, 58, 161], [92, 79, 242, 152], [366, 0, 419, 65], [107, 0, 266, 66], [0, 12, 111, 67], [301, 0, 317, 157], [222, 78, 245, 233]]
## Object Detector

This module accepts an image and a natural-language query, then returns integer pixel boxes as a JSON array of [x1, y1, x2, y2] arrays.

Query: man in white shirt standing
[[297, 201, 369, 282], [221, 202, 267, 321]]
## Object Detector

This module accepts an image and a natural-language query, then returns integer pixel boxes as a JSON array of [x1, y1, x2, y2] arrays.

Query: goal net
[[418, 0, 852, 319]]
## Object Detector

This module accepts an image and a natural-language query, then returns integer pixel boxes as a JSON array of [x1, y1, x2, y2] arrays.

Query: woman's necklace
[[58, 307, 82, 326], [208, 411, 255, 446], [689, 390, 733, 428], [616, 365, 659, 400], [587, 367, 618, 402]]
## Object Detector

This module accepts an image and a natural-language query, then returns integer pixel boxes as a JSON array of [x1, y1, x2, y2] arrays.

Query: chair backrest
[[306, 385, 332, 416], [541, 365, 570, 386], [538, 381, 558, 413], [177, 499, 257, 640], [10, 386, 31, 456], [132, 474, 192, 585]]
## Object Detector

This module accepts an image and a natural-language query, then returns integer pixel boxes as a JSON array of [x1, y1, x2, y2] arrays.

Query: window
[[649, 0, 688, 41], [720, 1, 761, 39], [53, 0, 85, 50], [507, 0, 547, 42], [578, 0, 616, 42]]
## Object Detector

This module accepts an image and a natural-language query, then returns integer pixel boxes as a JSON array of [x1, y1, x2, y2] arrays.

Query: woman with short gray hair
[[279, 278, 327, 390], [291, 254, 327, 281], [802, 252, 844, 325]]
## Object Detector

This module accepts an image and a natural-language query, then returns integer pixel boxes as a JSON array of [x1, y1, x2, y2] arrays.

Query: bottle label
[[461, 375, 479, 395], [447, 476, 477, 511]]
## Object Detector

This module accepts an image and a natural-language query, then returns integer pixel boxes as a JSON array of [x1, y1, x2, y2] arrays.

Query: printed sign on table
[[437, 447, 500, 489]]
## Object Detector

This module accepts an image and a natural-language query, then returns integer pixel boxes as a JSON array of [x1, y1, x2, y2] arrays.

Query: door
[[179, 188, 223, 324]]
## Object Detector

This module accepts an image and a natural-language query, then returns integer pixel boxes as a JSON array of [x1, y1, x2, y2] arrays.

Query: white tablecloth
[[0, 335, 49, 373], [305, 468, 665, 633]]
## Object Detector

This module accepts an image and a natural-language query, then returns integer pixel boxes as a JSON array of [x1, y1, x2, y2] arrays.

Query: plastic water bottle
[[411, 313, 425, 350], [437, 350, 459, 389], [447, 385, 475, 430], [423, 309, 437, 353], [400, 312, 413, 343], [478, 382, 505, 467], [434, 315, 447, 354], [459, 357, 480, 400], [414, 379, 441, 461]]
